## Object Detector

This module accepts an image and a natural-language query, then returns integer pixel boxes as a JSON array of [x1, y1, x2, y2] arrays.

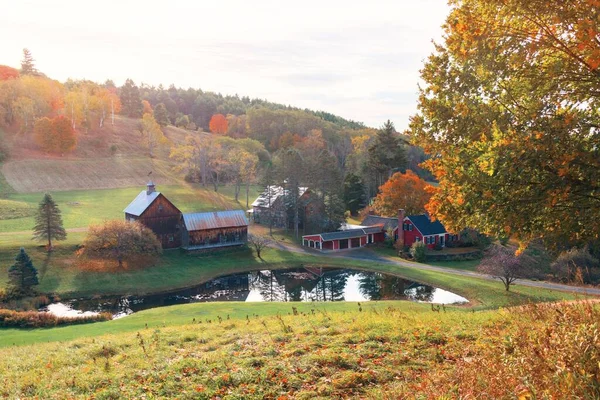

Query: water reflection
[[42, 268, 468, 318]]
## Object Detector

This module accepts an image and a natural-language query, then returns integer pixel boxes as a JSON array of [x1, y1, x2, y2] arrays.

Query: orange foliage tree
[[33, 115, 77, 153], [142, 100, 152, 115], [0, 65, 19, 81], [371, 170, 431, 216], [209, 113, 228, 134]]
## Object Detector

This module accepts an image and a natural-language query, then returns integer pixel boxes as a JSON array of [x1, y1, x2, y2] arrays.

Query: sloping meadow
[[0, 301, 598, 399]]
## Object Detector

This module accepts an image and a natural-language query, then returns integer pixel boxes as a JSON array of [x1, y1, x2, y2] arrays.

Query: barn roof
[[361, 215, 399, 231], [183, 210, 249, 231], [251, 185, 309, 208], [407, 214, 447, 236], [123, 190, 161, 216]]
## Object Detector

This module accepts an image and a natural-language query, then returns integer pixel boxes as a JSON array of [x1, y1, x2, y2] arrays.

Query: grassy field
[[0, 184, 262, 233], [1, 301, 598, 398]]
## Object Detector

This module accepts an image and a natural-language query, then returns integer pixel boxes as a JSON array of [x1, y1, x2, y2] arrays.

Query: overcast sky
[[0, 0, 449, 129]]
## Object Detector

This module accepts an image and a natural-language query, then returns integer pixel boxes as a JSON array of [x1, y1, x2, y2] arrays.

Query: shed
[[182, 210, 249, 250]]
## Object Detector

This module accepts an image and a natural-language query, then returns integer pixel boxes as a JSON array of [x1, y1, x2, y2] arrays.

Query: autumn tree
[[7, 248, 39, 297], [142, 100, 152, 114], [372, 170, 431, 216], [20, 48, 38, 76], [119, 78, 143, 118], [477, 244, 535, 291], [33, 116, 77, 153], [0, 65, 19, 81], [141, 112, 169, 157], [83, 220, 162, 268], [410, 0, 600, 250], [153, 103, 169, 126], [33, 193, 67, 251], [209, 113, 228, 134]]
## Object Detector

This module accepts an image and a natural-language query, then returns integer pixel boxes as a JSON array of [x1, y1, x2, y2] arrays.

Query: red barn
[[301, 226, 384, 252], [124, 182, 182, 249]]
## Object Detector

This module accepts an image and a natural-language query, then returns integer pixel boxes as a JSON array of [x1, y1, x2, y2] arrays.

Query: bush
[[410, 241, 427, 262], [551, 247, 600, 284], [459, 228, 492, 249], [0, 309, 112, 328]]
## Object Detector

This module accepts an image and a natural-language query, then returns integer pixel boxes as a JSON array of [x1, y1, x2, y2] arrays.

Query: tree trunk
[[246, 181, 250, 210], [111, 98, 115, 126], [46, 204, 52, 251]]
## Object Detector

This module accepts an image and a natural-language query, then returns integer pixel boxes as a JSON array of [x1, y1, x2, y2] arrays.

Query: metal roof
[[319, 229, 368, 241], [123, 190, 160, 216], [251, 185, 308, 208], [183, 210, 249, 231], [362, 226, 385, 234]]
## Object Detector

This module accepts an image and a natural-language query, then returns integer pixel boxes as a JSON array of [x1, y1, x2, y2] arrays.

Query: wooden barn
[[181, 210, 249, 250], [123, 182, 182, 249], [251, 185, 323, 229]]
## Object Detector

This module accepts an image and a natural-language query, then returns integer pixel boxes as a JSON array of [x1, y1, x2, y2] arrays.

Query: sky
[[0, 0, 450, 129]]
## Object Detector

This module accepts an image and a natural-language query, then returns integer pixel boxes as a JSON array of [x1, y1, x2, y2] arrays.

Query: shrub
[[410, 241, 427, 262], [0, 309, 111, 328], [551, 247, 600, 284]]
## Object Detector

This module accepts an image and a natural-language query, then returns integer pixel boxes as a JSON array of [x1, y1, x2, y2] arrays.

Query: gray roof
[[407, 214, 447, 236], [361, 215, 399, 231], [252, 185, 308, 208], [124, 190, 160, 216], [183, 210, 249, 231], [319, 229, 368, 241]]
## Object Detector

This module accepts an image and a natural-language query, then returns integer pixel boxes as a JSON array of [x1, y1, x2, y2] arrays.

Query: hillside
[[0, 116, 200, 193], [0, 300, 597, 399]]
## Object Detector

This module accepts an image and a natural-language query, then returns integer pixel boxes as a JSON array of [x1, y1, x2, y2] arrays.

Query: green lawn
[[0, 184, 262, 233]]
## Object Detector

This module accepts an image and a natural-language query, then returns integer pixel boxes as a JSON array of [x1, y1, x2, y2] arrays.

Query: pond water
[[41, 267, 468, 318]]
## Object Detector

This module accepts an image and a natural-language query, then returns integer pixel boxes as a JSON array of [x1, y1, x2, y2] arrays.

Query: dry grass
[[1, 116, 204, 193]]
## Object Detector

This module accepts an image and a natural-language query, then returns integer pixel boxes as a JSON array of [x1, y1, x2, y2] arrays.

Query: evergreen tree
[[119, 78, 143, 118], [20, 48, 37, 76], [33, 193, 67, 251], [153, 103, 169, 126], [367, 120, 406, 190], [343, 173, 367, 216], [7, 248, 39, 296]]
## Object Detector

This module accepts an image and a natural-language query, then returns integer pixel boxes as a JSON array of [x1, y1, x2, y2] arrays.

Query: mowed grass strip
[[0, 199, 35, 220]]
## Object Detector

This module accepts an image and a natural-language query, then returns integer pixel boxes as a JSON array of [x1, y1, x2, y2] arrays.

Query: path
[[269, 239, 600, 296], [0, 227, 88, 236]]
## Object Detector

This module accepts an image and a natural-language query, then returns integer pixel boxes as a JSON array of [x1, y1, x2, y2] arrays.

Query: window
[[425, 236, 430, 244], [158, 204, 164, 212], [415, 237, 421, 242], [168, 234, 174, 243], [409, 224, 413, 231]]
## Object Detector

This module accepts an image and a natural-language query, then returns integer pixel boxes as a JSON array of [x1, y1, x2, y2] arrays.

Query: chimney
[[146, 181, 156, 195], [397, 209, 405, 248]]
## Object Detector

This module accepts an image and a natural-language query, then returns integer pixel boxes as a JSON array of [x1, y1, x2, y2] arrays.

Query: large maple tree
[[410, 0, 600, 250]]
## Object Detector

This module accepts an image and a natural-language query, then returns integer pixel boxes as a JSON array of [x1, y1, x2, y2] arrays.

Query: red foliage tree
[[0, 65, 19, 81], [33, 116, 77, 153], [209, 114, 228, 134]]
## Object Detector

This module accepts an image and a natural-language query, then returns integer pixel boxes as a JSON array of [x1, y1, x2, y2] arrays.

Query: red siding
[[360, 236, 367, 246], [373, 232, 385, 243], [402, 219, 422, 248]]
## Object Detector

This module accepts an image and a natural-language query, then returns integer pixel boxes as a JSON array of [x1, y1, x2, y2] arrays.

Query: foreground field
[[1, 301, 598, 399]]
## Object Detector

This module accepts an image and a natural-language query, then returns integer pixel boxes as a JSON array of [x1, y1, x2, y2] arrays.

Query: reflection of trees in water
[[251, 271, 288, 301], [311, 271, 350, 301], [357, 273, 435, 302]]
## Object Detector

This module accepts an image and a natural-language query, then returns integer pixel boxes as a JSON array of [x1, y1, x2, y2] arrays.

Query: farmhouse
[[251, 185, 322, 229], [124, 182, 248, 250], [397, 210, 459, 249]]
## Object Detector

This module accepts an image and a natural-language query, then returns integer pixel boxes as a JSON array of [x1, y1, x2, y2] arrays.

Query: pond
[[41, 267, 468, 318]]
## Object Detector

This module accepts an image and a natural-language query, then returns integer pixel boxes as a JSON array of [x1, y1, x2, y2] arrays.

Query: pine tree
[[119, 78, 143, 118], [343, 173, 367, 216], [367, 120, 406, 190], [33, 193, 67, 251], [7, 248, 39, 296], [20, 48, 37, 76]]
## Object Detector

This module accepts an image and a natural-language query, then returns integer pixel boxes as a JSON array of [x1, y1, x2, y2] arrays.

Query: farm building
[[251, 185, 322, 229], [181, 210, 249, 250], [302, 226, 385, 251], [304, 209, 459, 252], [123, 182, 182, 249], [397, 210, 459, 249], [124, 182, 248, 250]]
